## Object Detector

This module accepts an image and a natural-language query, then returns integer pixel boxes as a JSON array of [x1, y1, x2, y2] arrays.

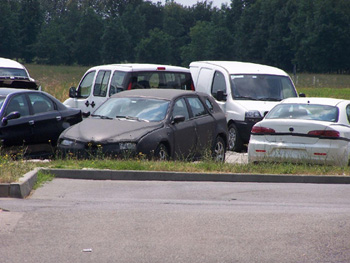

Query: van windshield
[[230, 74, 297, 101], [0, 68, 29, 79]]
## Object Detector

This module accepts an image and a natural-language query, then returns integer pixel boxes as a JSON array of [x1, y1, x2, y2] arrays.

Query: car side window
[[187, 97, 207, 117], [93, 70, 111, 97], [78, 71, 95, 98], [172, 98, 189, 121], [5, 94, 30, 117], [28, 94, 55, 114], [346, 105, 350, 124], [205, 98, 214, 112], [211, 71, 226, 97], [109, 71, 127, 96]]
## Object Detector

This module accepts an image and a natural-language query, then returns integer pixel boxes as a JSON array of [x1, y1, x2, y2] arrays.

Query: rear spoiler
[[0, 78, 38, 90]]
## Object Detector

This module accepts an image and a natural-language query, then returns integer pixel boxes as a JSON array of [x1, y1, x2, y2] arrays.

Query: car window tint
[[172, 98, 189, 120], [187, 97, 207, 117], [78, 71, 96, 98], [93, 70, 111, 97], [211, 71, 226, 97], [109, 71, 127, 96], [5, 94, 30, 117], [28, 94, 55, 114]]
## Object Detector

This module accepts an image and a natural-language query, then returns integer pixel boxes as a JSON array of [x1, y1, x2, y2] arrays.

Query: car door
[[170, 97, 197, 160], [27, 93, 62, 145], [186, 96, 216, 156], [0, 94, 32, 147]]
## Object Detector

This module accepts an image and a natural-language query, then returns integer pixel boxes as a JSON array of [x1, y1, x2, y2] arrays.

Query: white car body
[[190, 61, 299, 152], [248, 97, 350, 166], [64, 63, 194, 115], [0, 57, 35, 81]]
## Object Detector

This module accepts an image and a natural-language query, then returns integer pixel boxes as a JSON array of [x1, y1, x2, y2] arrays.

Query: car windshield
[[230, 74, 297, 101], [92, 97, 170, 122], [0, 96, 5, 109], [0, 68, 29, 79], [266, 103, 339, 122]]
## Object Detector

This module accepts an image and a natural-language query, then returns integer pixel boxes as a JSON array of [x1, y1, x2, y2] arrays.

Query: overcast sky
[[150, 0, 229, 8]]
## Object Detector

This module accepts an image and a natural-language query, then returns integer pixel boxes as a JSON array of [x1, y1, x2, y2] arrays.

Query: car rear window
[[0, 68, 29, 79], [266, 103, 338, 122]]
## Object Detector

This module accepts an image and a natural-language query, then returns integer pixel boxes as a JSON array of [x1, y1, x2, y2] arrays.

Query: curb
[[2, 168, 350, 198]]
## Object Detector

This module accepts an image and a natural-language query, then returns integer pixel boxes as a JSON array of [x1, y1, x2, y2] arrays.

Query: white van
[[0, 57, 37, 89], [64, 63, 194, 115], [190, 61, 300, 152]]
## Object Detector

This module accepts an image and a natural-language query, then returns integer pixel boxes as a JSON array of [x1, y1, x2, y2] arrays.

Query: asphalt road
[[1, 179, 350, 263]]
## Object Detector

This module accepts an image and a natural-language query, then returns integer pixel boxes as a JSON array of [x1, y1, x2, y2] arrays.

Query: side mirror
[[172, 115, 185, 124], [69, 87, 77, 98], [2, 111, 21, 126], [299, 93, 306, 97], [216, 90, 226, 101], [82, 111, 91, 118]]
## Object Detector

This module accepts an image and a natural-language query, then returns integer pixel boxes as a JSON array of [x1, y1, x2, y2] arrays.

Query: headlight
[[119, 142, 136, 150], [245, 111, 262, 118], [60, 139, 75, 146]]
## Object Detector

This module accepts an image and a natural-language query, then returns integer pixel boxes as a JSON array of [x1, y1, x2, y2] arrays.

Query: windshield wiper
[[234, 95, 257, 100], [257, 97, 281, 101], [91, 114, 113, 119], [116, 115, 140, 121]]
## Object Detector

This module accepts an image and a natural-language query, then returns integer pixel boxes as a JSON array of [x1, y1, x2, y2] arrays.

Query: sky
[[150, 0, 229, 8]]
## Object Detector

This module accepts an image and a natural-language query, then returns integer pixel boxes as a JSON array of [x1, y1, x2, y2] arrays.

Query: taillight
[[251, 126, 275, 134], [190, 82, 195, 91], [127, 81, 132, 90], [157, 67, 166, 71], [308, 130, 340, 137]]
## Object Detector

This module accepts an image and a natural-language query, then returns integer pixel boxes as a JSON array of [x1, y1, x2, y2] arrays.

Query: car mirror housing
[[2, 111, 21, 126], [216, 90, 226, 101], [69, 87, 77, 98], [172, 115, 186, 124]]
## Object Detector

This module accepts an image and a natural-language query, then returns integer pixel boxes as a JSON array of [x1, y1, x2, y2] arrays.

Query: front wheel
[[212, 136, 226, 162], [154, 143, 169, 161], [228, 123, 243, 152]]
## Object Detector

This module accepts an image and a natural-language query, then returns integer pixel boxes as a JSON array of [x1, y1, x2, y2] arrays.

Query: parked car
[[0, 88, 82, 157], [248, 97, 350, 166], [190, 61, 302, 152], [58, 89, 227, 161], [0, 57, 38, 90], [64, 63, 195, 116]]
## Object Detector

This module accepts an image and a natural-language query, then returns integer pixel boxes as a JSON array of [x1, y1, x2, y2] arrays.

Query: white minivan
[[190, 61, 301, 152], [64, 63, 194, 115]]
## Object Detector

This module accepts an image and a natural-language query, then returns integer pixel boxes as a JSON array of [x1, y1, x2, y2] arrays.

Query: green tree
[[74, 7, 103, 65], [18, 0, 43, 62], [135, 28, 173, 64], [0, 0, 20, 58]]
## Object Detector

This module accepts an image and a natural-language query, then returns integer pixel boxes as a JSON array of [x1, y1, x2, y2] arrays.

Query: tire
[[212, 136, 226, 162], [228, 123, 243, 152], [154, 143, 169, 161]]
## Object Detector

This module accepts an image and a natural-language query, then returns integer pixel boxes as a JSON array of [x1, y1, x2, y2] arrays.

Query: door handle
[[56, 116, 62, 121], [29, 120, 34, 125]]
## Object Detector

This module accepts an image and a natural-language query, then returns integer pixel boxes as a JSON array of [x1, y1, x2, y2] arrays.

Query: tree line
[[1, 0, 349, 73]]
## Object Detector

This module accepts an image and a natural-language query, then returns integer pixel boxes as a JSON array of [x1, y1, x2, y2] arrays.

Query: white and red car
[[248, 97, 350, 166]]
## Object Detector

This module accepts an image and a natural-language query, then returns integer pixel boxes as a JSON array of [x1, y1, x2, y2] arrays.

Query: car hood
[[61, 118, 163, 143], [234, 100, 279, 115]]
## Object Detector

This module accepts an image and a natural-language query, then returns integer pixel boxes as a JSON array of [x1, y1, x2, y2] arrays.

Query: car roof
[[0, 88, 41, 96], [111, 89, 200, 100], [87, 63, 190, 73], [0, 57, 27, 70], [280, 97, 348, 106], [190, 61, 289, 76]]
